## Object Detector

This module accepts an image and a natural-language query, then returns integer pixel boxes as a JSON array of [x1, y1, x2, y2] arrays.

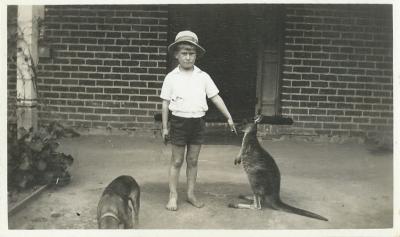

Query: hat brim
[[168, 40, 206, 57]]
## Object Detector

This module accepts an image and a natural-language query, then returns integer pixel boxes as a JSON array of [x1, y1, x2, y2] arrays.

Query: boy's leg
[[166, 144, 186, 211], [186, 144, 204, 208]]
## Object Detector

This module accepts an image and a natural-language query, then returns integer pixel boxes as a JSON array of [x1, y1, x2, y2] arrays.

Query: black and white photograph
[[1, 0, 398, 236]]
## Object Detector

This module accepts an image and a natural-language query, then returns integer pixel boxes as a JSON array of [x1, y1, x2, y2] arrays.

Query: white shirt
[[160, 66, 219, 118]]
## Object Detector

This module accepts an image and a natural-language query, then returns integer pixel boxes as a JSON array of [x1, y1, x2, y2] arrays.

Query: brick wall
[[8, 4, 393, 138], [37, 5, 168, 130], [281, 5, 392, 138]]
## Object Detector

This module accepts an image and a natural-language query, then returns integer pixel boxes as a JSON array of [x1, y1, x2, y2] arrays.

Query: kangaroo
[[97, 175, 141, 229], [229, 115, 328, 222]]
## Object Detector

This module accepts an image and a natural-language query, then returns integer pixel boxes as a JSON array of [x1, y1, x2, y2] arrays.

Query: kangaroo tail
[[272, 199, 328, 221]]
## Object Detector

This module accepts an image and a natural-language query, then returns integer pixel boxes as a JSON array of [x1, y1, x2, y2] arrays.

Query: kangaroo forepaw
[[234, 158, 241, 165]]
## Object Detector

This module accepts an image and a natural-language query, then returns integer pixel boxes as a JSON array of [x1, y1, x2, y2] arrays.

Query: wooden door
[[255, 6, 284, 116]]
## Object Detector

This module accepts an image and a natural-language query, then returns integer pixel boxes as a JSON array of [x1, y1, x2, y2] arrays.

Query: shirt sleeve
[[204, 73, 219, 98], [160, 75, 172, 101]]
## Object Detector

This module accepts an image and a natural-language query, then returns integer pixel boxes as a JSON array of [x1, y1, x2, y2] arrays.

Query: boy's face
[[174, 44, 197, 70]]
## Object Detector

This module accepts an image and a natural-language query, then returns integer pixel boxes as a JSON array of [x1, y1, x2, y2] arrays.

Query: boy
[[160, 30, 236, 211]]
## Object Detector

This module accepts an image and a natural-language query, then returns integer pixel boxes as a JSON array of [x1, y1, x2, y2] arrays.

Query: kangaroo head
[[238, 115, 263, 135]]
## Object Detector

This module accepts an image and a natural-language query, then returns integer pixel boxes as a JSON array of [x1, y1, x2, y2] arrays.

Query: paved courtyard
[[8, 131, 393, 231]]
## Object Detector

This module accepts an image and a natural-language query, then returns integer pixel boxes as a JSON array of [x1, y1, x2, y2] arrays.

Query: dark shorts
[[170, 115, 206, 146]]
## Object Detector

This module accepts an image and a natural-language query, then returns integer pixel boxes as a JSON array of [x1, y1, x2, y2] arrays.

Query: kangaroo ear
[[254, 115, 263, 124]]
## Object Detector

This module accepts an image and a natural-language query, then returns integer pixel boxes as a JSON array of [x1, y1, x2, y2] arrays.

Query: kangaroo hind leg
[[228, 195, 262, 210], [238, 194, 254, 202]]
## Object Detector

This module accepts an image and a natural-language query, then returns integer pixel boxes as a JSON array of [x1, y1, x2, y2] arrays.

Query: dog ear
[[254, 115, 263, 124]]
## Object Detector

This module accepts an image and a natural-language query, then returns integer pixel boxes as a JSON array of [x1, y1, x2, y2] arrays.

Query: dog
[[229, 115, 328, 221], [97, 175, 140, 229]]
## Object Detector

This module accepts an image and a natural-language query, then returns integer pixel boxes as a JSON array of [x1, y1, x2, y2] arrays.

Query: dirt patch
[[8, 185, 45, 212]]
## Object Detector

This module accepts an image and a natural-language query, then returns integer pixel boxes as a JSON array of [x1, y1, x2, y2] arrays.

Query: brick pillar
[[16, 5, 44, 137]]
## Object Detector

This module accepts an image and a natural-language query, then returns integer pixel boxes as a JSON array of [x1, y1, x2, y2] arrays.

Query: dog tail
[[271, 198, 328, 221]]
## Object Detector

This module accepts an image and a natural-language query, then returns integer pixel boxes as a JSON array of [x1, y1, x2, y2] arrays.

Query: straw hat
[[168, 30, 206, 57]]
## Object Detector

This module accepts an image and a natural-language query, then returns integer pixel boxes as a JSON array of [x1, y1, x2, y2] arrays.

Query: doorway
[[168, 4, 283, 121]]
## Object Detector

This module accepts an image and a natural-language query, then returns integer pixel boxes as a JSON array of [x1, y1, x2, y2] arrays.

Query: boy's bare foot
[[187, 196, 204, 208], [166, 196, 178, 211]]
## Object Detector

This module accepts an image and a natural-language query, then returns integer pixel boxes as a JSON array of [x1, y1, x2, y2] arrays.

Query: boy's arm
[[162, 99, 170, 142], [210, 95, 237, 134]]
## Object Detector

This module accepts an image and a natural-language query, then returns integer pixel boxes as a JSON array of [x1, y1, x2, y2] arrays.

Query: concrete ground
[[8, 132, 393, 230]]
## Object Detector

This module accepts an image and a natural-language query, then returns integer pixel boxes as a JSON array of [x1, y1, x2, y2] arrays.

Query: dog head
[[98, 213, 123, 229]]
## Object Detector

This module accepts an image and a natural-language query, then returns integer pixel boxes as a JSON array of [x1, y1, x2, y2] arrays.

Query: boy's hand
[[228, 118, 237, 135], [162, 128, 169, 145]]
